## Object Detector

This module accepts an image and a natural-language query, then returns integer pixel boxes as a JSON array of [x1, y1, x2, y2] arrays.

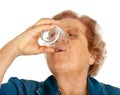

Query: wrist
[[1, 40, 22, 58]]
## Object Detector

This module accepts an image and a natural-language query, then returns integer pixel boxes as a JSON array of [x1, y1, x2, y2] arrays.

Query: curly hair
[[52, 10, 106, 76]]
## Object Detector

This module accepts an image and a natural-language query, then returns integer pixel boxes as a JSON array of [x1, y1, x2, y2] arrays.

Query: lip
[[54, 48, 67, 52]]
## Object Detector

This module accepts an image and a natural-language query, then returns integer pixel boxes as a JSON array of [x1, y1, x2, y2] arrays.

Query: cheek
[[70, 41, 90, 64]]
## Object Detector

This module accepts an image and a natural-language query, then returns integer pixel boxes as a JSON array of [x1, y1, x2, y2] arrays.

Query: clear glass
[[39, 26, 69, 47]]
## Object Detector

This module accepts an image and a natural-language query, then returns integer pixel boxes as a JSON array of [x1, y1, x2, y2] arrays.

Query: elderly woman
[[0, 10, 120, 95]]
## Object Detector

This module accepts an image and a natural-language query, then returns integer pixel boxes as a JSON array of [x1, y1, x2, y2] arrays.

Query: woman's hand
[[13, 18, 58, 56]]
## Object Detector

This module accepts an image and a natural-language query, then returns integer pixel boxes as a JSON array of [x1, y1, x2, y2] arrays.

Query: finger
[[34, 18, 59, 26], [31, 24, 56, 38], [38, 46, 55, 53]]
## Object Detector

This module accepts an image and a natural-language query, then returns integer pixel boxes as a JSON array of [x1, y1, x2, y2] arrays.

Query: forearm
[[0, 40, 20, 85], [0, 18, 56, 85]]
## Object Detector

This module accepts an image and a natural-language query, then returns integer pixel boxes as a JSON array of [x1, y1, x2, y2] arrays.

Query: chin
[[48, 61, 69, 73]]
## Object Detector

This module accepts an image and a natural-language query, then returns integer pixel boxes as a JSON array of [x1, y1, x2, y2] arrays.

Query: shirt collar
[[36, 75, 106, 95], [36, 75, 61, 95], [88, 75, 107, 95]]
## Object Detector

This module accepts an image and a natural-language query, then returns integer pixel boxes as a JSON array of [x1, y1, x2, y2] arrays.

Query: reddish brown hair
[[52, 10, 106, 76]]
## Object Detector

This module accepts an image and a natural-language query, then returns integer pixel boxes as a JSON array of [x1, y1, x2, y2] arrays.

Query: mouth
[[55, 48, 66, 52]]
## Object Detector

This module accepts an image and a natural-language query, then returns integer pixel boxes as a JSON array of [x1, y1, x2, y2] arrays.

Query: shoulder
[[88, 76, 120, 95], [103, 83, 120, 95], [7, 77, 42, 88], [0, 77, 43, 95]]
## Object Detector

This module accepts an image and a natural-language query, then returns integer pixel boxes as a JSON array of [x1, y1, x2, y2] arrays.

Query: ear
[[89, 54, 95, 65]]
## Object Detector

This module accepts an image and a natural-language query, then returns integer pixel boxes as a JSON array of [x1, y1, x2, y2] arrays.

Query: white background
[[0, 0, 120, 87]]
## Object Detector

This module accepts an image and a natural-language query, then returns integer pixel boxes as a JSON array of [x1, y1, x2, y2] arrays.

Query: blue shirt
[[0, 75, 120, 95]]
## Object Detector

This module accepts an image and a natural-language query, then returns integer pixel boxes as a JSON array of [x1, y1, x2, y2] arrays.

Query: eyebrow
[[64, 26, 79, 33]]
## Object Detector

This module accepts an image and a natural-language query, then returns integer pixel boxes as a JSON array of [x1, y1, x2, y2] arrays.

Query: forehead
[[58, 18, 86, 32]]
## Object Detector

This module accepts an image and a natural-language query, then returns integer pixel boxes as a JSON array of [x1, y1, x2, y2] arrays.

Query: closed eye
[[64, 27, 80, 38], [67, 32, 79, 39]]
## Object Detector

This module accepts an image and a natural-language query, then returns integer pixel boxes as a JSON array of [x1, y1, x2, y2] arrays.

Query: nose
[[60, 36, 69, 45]]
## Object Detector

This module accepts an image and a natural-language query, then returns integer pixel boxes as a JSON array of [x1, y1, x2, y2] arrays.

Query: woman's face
[[46, 18, 91, 75]]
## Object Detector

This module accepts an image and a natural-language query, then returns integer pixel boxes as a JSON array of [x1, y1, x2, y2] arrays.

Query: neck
[[54, 71, 88, 95]]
